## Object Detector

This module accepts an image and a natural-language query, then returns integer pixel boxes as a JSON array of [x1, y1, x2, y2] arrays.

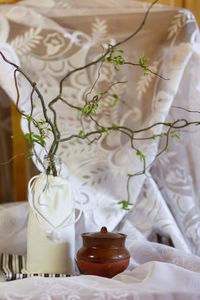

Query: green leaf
[[139, 53, 149, 66], [11, 133, 23, 139], [139, 53, 150, 76], [81, 105, 90, 115], [92, 102, 98, 109], [111, 93, 119, 107], [102, 127, 109, 133], [112, 123, 118, 129], [113, 55, 125, 66], [28, 148, 34, 158], [112, 49, 124, 54], [24, 132, 46, 147], [136, 150, 145, 161], [171, 132, 180, 139], [24, 114, 33, 122], [37, 119, 46, 125], [24, 133, 33, 144], [78, 130, 83, 137], [39, 128, 45, 136], [152, 134, 162, 140], [118, 200, 134, 211]]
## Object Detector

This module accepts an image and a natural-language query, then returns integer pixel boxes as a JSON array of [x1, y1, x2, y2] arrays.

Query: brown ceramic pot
[[76, 226, 130, 278]]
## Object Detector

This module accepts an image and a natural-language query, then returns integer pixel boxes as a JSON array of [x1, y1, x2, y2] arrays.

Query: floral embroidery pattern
[[10, 27, 42, 56], [92, 17, 108, 42], [44, 32, 65, 56], [167, 12, 186, 40]]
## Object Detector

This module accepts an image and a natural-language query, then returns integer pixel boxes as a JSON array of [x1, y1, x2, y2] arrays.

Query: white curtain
[[0, 0, 199, 252]]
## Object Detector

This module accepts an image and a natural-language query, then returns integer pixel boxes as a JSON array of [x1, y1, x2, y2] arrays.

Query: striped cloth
[[0, 254, 76, 281]]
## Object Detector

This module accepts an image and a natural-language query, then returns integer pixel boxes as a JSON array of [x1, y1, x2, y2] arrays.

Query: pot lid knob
[[101, 226, 107, 233]]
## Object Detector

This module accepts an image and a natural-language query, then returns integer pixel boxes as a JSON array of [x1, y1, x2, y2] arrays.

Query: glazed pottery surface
[[77, 226, 130, 278]]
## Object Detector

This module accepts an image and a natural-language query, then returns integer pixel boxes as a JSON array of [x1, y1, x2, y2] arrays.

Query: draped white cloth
[[0, 0, 200, 298], [1, 203, 200, 299]]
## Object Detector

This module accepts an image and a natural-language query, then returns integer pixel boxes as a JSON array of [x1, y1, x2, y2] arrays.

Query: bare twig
[[172, 105, 200, 114], [0, 51, 58, 155], [0, 153, 25, 165], [3, 0, 198, 205], [58, 0, 159, 95]]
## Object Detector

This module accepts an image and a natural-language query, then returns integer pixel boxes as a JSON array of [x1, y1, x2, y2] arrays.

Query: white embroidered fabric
[[0, 0, 200, 298], [1, 203, 200, 298]]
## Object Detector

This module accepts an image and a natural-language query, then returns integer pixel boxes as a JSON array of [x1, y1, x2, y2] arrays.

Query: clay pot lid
[[82, 226, 126, 239]]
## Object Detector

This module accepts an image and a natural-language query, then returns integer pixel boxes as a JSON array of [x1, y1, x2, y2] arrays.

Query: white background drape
[[0, 0, 200, 298]]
